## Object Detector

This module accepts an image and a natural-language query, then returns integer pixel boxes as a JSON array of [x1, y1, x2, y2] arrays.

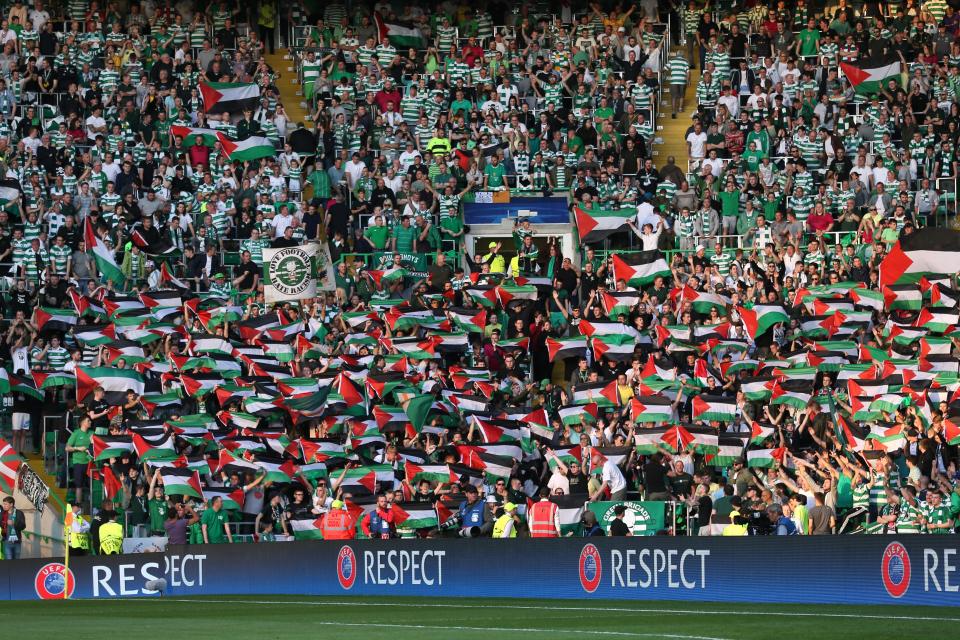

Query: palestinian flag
[[571, 379, 618, 407], [0, 438, 20, 493], [880, 228, 960, 286], [374, 11, 426, 48], [840, 54, 902, 95], [170, 125, 220, 146], [750, 421, 775, 445], [630, 396, 674, 423], [882, 284, 922, 311], [548, 444, 583, 468], [546, 336, 587, 361], [573, 205, 634, 243], [611, 251, 671, 287], [943, 419, 960, 446], [92, 435, 135, 461], [850, 288, 885, 312], [456, 447, 515, 480], [448, 307, 487, 333], [26, 366, 71, 388], [84, 218, 124, 285], [769, 381, 813, 409], [339, 465, 395, 496], [34, 307, 77, 332], [746, 447, 785, 469], [737, 305, 789, 338], [711, 436, 746, 467], [591, 334, 636, 361], [691, 395, 737, 422], [216, 132, 276, 162], [741, 376, 775, 401], [679, 286, 729, 314], [393, 502, 439, 529], [203, 487, 245, 511], [289, 514, 325, 540], [74, 324, 116, 346], [157, 468, 203, 498], [404, 461, 455, 485], [558, 404, 596, 426], [76, 366, 145, 403], [601, 291, 641, 317], [550, 494, 587, 535], [132, 433, 177, 461], [199, 81, 260, 114], [835, 415, 867, 452]]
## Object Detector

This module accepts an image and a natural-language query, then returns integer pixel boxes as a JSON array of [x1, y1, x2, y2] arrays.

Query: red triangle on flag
[[839, 62, 869, 87], [199, 82, 224, 111]]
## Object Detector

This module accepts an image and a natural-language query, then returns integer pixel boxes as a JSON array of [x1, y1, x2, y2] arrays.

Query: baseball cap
[[331, 500, 344, 509], [503, 502, 517, 512], [488, 241, 497, 248]]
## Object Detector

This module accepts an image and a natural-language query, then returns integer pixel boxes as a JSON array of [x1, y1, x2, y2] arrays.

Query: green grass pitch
[[2, 595, 956, 639]]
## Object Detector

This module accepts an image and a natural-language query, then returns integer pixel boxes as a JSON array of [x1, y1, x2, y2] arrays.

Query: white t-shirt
[[686, 131, 707, 159], [547, 471, 570, 495], [602, 460, 627, 495], [85, 115, 106, 142]]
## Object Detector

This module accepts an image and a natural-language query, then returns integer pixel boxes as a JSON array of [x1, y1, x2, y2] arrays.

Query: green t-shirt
[[148, 497, 167, 533], [66, 429, 92, 465], [201, 507, 229, 543], [484, 163, 507, 188], [393, 224, 417, 253], [364, 225, 390, 250]]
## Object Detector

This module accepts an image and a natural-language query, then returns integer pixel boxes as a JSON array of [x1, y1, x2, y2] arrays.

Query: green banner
[[587, 501, 666, 536], [372, 252, 427, 271]]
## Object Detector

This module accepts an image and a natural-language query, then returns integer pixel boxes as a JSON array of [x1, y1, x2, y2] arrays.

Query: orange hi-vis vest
[[321, 509, 356, 540], [528, 500, 559, 537]]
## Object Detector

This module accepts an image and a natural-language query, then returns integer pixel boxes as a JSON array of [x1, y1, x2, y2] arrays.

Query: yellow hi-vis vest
[[99, 522, 124, 555], [492, 513, 517, 538]]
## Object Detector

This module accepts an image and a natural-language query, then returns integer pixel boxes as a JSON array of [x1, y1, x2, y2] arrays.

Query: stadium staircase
[[267, 49, 312, 130], [655, 51, 697, 171]]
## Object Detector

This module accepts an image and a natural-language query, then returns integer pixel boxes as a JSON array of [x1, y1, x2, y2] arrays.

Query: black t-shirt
[[567, 472, 589, 495], [89, 399, 110, 430], [609, 518, 630, 536], [643, 460, 668, 493], [235, 261, 259, 290]]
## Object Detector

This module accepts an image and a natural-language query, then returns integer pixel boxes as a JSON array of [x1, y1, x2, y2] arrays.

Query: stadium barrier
[[3, 537, 959, 605]]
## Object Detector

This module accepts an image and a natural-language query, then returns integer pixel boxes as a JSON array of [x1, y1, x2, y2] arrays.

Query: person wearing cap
[[457, 484, 492, 537], [492, 502, 521, 538], [321, 499, 356, 540], [480, 240, 506, 273]]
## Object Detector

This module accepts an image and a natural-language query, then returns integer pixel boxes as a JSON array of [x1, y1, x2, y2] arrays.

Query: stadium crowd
[[2, 0, 960, 559]]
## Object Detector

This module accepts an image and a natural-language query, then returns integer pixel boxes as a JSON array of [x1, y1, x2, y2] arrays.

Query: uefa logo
[[35, 563, 75, 599], [881, 541, 911, 598], [337, 545, 357, 590], [579, 543, 602, 593]]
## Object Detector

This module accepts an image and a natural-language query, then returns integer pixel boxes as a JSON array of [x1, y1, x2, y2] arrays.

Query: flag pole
[[63, 503, 72, 600]]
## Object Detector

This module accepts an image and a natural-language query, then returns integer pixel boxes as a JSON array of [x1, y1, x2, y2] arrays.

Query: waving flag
[[289, 514, 325, 540], [611, 251, 671, 286], [84, 218, 124, 285], [374, 11, 426, 48], [691, 395, 737, 422], [573, 206, 634, 243], [217, 132, 276, 162], [393, 502, 439, 529], [157, 468, 203, 498], [840, 54, 902, 95], [880, 228, 960, 286], [76, 366, 145, 403], [737, 305, 789, 338], [199, 81, 260, 114], [170, 125, 220, 146]]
